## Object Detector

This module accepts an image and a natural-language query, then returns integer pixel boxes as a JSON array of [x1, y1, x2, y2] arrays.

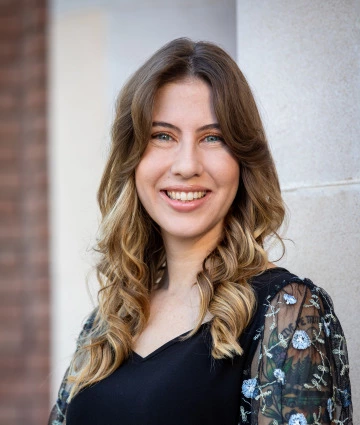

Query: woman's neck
[[160, 233, 219, 295]]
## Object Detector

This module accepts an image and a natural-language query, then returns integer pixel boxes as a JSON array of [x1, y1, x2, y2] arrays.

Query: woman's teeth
[[166, 191, 207, 201]]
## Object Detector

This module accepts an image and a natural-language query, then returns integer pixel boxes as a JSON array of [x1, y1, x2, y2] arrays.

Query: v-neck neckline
[[130, 269, 288, 363], [131, 320, 211, 362]]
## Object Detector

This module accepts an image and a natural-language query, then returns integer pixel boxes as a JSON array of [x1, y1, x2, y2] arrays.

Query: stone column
[[237, 0, 359, 419]]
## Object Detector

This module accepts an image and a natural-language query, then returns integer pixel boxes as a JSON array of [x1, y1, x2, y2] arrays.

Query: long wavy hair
[[68, 38, 285, 398]]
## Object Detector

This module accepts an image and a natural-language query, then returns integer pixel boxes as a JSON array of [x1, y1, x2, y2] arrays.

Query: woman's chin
[[160, 222, 224, 246]]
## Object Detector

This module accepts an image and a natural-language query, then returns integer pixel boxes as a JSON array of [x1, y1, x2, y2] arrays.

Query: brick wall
[[0, 1, 49, 424]]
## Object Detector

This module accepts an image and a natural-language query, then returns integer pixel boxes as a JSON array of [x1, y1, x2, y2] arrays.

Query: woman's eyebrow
[[152, 121, 221, 132], [196, 123, 221, 132], [152, 121, 180, 131]]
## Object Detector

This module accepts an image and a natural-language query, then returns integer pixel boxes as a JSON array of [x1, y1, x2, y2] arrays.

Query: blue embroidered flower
[[339, 388, 352, 408], [241, 378, 259, 398], [288, 413, 307, 425], [327, 398, 333, 420], [322, 318, 331, 337], [284, 293, 297, 304], [274, 368, 285, 384], [292, 330, 311, 349]]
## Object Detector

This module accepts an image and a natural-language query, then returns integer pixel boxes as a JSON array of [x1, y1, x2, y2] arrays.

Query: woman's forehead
[[152, 79, 217, 127]]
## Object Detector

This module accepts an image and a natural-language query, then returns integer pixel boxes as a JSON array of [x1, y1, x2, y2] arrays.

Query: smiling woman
[[135, 78, 239, 243], [48, 38, 352, 425]]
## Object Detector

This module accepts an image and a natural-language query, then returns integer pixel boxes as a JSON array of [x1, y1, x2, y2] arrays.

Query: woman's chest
[[67, 325, 245, 425], [132, 290, 213, 358]]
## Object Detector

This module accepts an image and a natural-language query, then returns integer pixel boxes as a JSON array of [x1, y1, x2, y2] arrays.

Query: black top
[[66, 321, 243, 425], [49, 268, 353, 425]]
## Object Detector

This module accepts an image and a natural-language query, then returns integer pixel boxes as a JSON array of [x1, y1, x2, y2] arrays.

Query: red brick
[[26, 354, 49, 371], [0, 305, 22, 320], [26, 406, 50, 425], [0, 157, 18, 173], [0, 91, 19, 112], [0, 144, 19, 161], [23, 0, 47, 9], [0, 40, 21, 62], [21, 5, 47, 32], [23, 265, 49, 281], [0, 15, 23, 37], [0, 327, 23, 352], [27, 7, 47, 31], [0, 1, 49, 421], [0, 171, 21, 190], [0, 64, 22, 86], [0, 248, 19, 268], [24, 114, 46, 132], [0, 277, 24, 293], [25, 314, 49, 333], [22, 61, 46, 84], [0, 357, 23, 378], [26, 277, 49, 293], [25, 251, 49, 270], [23, 87, 46, 109], [23, 145, 47, 165], [23, 32, 46, 58], [23, 194, 47, 210], [22, 128, 47, 145], [0, 119, 21, 140], [32, 327, 50, 346], [0, 380, 46, 399], [0, 0, 22, 13], [0, 408, 20, 422], [0, 269, 22, 283], [0, 199, 17, 215]]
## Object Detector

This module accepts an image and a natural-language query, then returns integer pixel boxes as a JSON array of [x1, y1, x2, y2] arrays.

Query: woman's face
[[135, 78, 239, 245]]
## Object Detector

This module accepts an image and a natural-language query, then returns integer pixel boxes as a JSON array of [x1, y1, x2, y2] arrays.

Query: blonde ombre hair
[[68, 38, 285, 398]]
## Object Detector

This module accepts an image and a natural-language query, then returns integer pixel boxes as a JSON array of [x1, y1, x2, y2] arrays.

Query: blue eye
[[204, 134, 223, 143], [153, 133, 173, 141]]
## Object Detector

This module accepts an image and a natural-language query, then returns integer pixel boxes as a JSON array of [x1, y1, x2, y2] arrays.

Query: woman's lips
[[165, 190, 207, 201], [160, 189, 210, 211]]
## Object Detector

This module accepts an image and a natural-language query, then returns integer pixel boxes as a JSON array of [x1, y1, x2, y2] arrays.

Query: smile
[[166, 191, 207, 202]]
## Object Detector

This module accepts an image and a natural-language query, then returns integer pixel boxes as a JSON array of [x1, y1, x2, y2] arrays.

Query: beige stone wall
[[237, 0, 359, 419], [49, 8, 108, 400]]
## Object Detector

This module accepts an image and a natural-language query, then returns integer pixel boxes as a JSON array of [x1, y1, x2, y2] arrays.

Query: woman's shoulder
[[74, 307, 99, 349], [250, 266, 333, 309], [243, 268, 352, 423]]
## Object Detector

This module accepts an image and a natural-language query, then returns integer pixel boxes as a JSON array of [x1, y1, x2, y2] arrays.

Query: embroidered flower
[[292, 330, 311, 350], [284, 293, 297, 305], [338, 387, 352, 407], [322, 318, 331, 337], [241, 378, 259, 398], [288, 413, 307, 425], [327, 398, 333, 420], [240, 406, 249, 422], [274, 368, 285, 384]]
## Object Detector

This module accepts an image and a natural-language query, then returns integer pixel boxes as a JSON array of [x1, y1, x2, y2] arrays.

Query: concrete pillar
[[237, 0, 359, 419]]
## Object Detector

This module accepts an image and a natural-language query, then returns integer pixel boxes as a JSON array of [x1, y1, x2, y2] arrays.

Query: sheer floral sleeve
[[48, 310, 97, 425], [240, 278, 352, 425]]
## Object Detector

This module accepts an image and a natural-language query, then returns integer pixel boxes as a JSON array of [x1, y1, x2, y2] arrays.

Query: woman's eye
[[152, 133, 173, 141], [204, 134, 224, 143]]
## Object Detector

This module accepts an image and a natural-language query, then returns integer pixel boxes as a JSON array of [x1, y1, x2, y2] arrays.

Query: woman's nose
[[170, 140, 204, 178]]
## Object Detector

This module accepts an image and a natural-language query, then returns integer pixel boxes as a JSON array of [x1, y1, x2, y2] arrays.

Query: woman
[[49, 38, 352, 425]]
